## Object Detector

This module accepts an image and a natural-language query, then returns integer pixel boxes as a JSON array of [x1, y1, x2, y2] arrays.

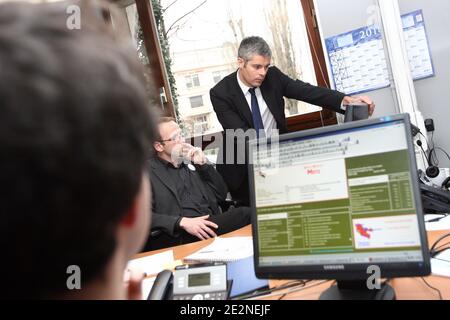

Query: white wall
[[315, 0, 450, 169], [314, 0, 399, 118], [398, 0, 450, 168]]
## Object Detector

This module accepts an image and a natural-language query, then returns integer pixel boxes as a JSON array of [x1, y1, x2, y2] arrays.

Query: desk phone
[[148, 262, 229, 300], [173, 262, 228, 300]]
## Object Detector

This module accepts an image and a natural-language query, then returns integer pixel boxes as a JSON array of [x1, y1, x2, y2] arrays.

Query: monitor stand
[[319, 280, 396, 300]]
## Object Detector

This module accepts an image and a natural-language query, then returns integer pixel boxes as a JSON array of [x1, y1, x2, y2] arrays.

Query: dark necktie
[[248, 88, 265, 138]]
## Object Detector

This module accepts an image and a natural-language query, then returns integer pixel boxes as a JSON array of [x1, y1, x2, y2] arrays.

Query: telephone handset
[[147, 262, 230, 300], [147, 269, 173, 300]]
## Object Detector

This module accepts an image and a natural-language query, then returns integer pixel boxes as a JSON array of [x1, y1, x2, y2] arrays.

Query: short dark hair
[[238, 36, 272, 62], [0, 0, 156, 298], [155, 116, 177, 141]]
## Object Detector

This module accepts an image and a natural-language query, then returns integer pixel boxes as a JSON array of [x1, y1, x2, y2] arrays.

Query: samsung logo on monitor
[[323, 265, 345, 270]]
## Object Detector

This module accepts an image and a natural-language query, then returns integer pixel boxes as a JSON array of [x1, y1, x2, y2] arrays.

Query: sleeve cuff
[[195, 162, 214, 172], [174, 216, 183, 233]]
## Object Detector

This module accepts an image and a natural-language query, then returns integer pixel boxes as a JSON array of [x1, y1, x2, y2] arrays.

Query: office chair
[[150, 229, 163, 238], [218, 198, 238, 212]]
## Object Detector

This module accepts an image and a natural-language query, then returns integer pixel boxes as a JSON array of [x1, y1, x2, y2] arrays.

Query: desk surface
[[136, 226, 450, 300]]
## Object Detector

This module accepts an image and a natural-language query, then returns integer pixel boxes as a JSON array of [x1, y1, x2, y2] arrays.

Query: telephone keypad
[[173, 290, 228, 300]]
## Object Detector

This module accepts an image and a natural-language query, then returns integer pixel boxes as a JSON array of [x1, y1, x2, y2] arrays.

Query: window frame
[[185, 74, 201, 89], [193, 115, 209, 135], [212, 70, 226, 84], [189, 95, 204, 109], [125, 0, 338, 147], [113, 0, 176, 117]]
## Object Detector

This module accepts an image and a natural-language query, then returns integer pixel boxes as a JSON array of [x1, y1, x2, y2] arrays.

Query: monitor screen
[[248, 114, 430, 287]]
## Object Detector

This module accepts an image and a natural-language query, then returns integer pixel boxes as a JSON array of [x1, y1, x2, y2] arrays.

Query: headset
[[416, 140, 440, 178]]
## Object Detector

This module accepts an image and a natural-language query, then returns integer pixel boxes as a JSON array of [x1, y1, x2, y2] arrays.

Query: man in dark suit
[[144, 117, 251, 251], [210, 36, 375, 206]]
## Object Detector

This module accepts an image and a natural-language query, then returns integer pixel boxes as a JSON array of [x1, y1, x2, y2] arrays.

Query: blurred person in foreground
[[0, 0, 157, 299]]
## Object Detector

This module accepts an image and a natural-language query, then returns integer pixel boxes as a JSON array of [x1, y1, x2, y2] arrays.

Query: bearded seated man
[[143, 117, 251, 251]]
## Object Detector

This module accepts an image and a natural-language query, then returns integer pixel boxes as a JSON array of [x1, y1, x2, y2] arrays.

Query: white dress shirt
[[236, 71, 277, 137]]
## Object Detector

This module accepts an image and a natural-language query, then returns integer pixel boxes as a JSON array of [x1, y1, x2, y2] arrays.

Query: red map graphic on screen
[[355, 224, 374, 239]]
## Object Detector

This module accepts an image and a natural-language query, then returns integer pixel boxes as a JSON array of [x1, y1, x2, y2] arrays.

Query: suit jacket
[[210, 66, 346, 201], [148, 157, 228, 237]]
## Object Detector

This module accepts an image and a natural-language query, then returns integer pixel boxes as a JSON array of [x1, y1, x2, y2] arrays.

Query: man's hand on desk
[[179, 215, 218, 240]]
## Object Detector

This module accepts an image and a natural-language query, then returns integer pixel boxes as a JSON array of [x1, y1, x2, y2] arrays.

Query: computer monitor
[[248, 114, 431, 300]]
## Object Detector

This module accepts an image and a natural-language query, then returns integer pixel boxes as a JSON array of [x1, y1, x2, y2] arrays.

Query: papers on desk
[[425, 214, 450, 231], [127, 250, 174, 277], [127, 250, 179, 300], [183, 236, 253, 263], [227, 256, 269, 299], [431, 249, 450, 278]]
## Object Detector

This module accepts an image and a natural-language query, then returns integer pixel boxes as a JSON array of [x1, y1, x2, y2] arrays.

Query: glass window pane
[[124, 4, 139, 49], [115, 3, 157, 107], [160, 0, 322, 138], [185, 74, 200, 88], [189, 95, 204, 108]]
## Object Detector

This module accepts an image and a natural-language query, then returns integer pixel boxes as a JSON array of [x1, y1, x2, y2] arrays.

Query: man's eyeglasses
[[160, 131, 184, 143]]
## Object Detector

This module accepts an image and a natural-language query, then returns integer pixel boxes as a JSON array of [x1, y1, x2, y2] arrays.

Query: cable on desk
[[421, 277, 443, 300], [426, 214, 449, 223], [430, 233, 450, 258], [280, 279, 392, 300], [433, 257, 450, 263], [243, 280, 330, 300], [235, 282, 304, 300], [241, 281, 303, 300], [276, 280, 331, 300], [277, 280, 314, 300], [277, 292, 287, 300], [242, 281, 314, 300], [232, 280, 306, 300], [434, 241, 450, 252]]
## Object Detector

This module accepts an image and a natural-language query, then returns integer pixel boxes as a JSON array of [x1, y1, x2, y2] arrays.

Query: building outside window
[[193, 115, 209, 134], [212, 70, 227, 84], [189, 95, 204, 108], [161, 0, 320, 139], [185, 74, 200, 89]]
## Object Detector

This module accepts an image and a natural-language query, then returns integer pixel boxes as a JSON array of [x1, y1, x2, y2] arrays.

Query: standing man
[[210, 36, 375, 206], [144, 117, 251, 251]]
